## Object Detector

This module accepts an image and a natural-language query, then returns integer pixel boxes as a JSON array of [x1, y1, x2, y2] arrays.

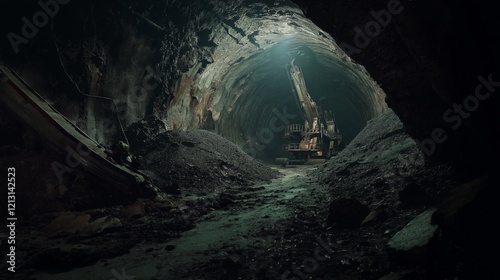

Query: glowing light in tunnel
[[165, 2, 387, 161]]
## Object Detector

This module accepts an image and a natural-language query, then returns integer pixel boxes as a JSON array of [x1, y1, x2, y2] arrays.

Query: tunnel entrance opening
[[153, 1, 388, 164], [214, 39, 387, 162]]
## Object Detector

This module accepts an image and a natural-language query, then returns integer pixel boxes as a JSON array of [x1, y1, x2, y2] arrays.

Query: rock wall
[[291, 0, 500, 176], [1, 0, 388, 156]]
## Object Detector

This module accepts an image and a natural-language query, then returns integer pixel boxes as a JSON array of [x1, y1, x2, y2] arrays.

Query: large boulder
[[387, 208, 439, 265]]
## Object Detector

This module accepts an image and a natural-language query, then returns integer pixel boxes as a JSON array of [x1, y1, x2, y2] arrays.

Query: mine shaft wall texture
[[2, 0, 212, 146], [292, 0, 500, 175], [1, 0, 388, 154], [2, 1, 167, 146], [5, 0, 498, 175]]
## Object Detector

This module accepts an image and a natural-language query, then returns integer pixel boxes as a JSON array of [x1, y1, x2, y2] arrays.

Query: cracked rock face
[[291, 0, 500, 174]]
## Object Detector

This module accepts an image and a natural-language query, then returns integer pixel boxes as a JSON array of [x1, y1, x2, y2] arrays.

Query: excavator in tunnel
[[276, 56, 342, 166]]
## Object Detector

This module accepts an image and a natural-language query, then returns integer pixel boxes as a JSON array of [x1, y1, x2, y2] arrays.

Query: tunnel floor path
[[34, 165, 330, 280]]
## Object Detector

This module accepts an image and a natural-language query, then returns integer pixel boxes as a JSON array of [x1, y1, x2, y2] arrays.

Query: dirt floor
[[0, 110, 489, 280], [21, 166, 326, 280]]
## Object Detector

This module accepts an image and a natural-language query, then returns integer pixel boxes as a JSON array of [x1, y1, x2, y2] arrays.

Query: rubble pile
[[135, 128, 280, 195]]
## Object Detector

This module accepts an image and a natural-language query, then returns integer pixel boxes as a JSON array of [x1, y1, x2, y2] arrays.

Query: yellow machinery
[[276, 57, 341, 165]]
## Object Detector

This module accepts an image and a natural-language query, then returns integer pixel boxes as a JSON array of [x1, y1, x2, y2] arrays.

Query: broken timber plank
[[0, 64, 160, 199]]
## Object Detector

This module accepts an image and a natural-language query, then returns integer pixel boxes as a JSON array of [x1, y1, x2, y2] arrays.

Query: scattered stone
[[364, 168, 379, 176], [165, 181, 182, 195], [217, 192, 236, 208], [372, 179, 387, 188], [124, 200, 146, 219], [81, 216, 122, 235], [435, 176, 487, 223], [387, 208, 439, 265], [361, 207, 388, 226], [221, 255, 243, 272], [398, 182, 429, 207], [336, 167, 350, 176], [327, 198, 370, 228], [125, 115, 168, 151], [43, 212, 91, 236], [181, 141, 195, 147], [165, 245, 176, 251]]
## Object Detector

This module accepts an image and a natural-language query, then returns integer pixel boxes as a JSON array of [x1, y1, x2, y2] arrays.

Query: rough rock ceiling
[[1, 0, 388, 160]]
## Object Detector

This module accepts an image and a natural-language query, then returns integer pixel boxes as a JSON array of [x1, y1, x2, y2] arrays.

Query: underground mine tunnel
[[0, 0, 499, 279]]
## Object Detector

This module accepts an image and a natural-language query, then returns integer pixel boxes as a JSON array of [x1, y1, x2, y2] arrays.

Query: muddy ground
[[0, 110, 494, 280]]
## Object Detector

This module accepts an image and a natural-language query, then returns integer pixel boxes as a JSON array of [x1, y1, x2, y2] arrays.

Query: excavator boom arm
[[287, 58, 319, 128]]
